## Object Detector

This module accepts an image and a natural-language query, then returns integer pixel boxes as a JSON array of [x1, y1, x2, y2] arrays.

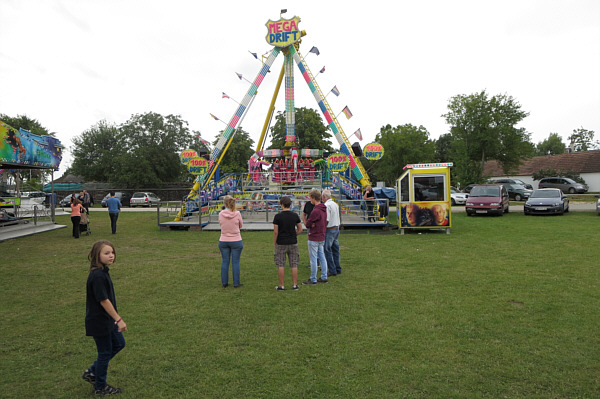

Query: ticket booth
[[396, 163, 453, 234]]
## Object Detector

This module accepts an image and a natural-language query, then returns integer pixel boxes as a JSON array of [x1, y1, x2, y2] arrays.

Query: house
[[484, 150, 600, 192]]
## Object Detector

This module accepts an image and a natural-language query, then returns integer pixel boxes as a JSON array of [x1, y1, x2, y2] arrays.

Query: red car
[[465, 184, 509, 216]]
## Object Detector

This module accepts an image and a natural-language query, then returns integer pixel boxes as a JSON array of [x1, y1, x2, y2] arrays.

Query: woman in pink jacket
[[218, 196, 244, 288]]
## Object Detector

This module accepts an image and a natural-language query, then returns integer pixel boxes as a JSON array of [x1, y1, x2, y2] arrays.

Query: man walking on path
[[322, 189, 342, 276], [105, 193, 121, 234]]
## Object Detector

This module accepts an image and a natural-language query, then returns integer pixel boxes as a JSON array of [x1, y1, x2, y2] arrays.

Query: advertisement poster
[[400, 202, 450, 228], [363, 143, 384, 161], [1, 120, 62, 169], [327, 152, 349, 172], [187, 157, 208, 175]]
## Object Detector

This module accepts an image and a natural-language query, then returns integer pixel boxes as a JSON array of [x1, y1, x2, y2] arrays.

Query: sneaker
[[275, 286, 285, 291], [317, 278, 328, 283], [301, 279, 316, 285], [82, 369, 95, 385], [94, 384, 122, 396], [292, 285, 299, 290]]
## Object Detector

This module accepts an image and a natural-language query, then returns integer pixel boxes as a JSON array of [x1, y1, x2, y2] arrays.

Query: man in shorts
[[273, 196, 303, 290]]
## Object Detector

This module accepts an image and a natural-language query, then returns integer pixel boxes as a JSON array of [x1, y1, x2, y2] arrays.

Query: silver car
[[130, 192, 161, 207]]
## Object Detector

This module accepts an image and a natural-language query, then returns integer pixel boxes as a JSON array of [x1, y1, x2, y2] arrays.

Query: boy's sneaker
[[275, 286, 285, 291], [292, 285, 300, 290], [82, 369, 95, 385], [94, 384, 122, 396], [317, 278, 328, 283], [301, 279, 316, 285]]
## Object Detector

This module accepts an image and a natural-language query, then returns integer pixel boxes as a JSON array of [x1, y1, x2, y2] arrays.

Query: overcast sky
[[1, 0, 599, 176]]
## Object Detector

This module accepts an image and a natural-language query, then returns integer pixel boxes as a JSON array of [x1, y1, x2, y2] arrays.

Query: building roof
[[484, 150, 600, 177]]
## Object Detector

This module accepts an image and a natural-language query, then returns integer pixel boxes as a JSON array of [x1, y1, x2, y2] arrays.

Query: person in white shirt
[[322, 189, 341, 276]]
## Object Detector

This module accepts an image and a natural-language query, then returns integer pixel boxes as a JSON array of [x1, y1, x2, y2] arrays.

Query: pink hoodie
[[219, 209, 243, 242]]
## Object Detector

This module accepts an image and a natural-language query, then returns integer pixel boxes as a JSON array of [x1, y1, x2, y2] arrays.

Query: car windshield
[[470, 186, 499, 197], [563, 178, 576, 184], [531, 190, 560, 198]]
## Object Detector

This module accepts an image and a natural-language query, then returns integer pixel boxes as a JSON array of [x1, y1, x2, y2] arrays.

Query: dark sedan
[[524, 188, 569, 215]]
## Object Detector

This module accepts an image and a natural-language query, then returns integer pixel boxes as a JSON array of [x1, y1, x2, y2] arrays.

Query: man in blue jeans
[[322, 189, 342, 276], [105, 193, 121, 234]]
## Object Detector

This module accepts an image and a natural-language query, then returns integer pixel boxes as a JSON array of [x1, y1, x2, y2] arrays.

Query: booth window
[[413, 175, 446, 202], [399, 174, 410, 202]]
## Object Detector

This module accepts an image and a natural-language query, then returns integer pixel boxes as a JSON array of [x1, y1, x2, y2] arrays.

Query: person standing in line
[[70, 197, 85, 239], [82, 190, 92, 213], [302, 195, 316, 268], [218, 195, 244, 288], [363, 185, 376, 222], [105, 193, 121, 235], [302, 189, 328, 285], [273, 196, 303, 291], [82, 240, 127, 396], [322, 189, 342, 276]]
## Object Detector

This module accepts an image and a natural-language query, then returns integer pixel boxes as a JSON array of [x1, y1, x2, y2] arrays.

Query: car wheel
[[505, 206, 509, 214], [565, 204, 569, 213], [569, 187, 576, 194], [515, 194, 522, 201], [451, 198, 456, 206]]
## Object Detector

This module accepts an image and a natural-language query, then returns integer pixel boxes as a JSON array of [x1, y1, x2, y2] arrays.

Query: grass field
[[1, 211, 599, 398]]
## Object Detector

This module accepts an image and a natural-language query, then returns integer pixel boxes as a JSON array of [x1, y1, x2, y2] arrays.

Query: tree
[[70, 112, 199, 188], [536, 133, 566, 156], [568, 127, 597, 152], [213, 129, 255, 174], [442, 90, 532, 181], [370, 124, 435, 186], [71, 120, 123, 182], [268, 107, 335, 152]]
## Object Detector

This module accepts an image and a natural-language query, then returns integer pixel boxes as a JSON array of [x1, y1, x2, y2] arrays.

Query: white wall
[[491, 173, 600, 192]]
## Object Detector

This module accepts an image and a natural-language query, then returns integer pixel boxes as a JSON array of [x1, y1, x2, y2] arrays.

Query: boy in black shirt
[[273, 196, 303, 290]]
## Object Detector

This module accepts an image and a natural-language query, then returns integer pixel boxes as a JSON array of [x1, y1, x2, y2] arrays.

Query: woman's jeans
[[90, 324, 126, 390], [219, 240, 243, 286]]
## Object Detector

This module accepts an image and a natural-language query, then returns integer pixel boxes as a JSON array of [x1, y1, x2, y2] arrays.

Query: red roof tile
[[484, 150, 600, 177]]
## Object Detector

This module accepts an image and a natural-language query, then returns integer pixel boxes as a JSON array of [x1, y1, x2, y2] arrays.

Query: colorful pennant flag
[[342, 106, 353, 119], [249, 51, 258, 59], [197, 136, 210, 144], [209, 113, 219, 121], [319, 66, 325, 73], [331, 86, 340, 97], [236, 72, 243, 80], [222, 92, 230, 99], [354, 129, 362, 141], [309, 46, 320, 55]]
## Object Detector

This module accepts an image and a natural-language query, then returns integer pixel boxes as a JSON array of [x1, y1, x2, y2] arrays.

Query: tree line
[[2, 89, 597, 189]]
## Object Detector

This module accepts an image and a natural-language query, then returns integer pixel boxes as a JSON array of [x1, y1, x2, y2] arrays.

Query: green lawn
[[1, 211, 599, 398]]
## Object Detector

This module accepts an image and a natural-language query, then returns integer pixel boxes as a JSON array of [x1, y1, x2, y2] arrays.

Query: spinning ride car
[[396, 163, 453, 232]]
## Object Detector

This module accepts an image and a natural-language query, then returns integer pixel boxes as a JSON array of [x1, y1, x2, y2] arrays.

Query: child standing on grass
[[302, 189, 329, 285], [82, 240, 127, 396], [273, 196, 303, 291]]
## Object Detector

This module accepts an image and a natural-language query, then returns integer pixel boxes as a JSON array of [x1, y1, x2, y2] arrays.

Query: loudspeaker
[[351, 142, 363, 157]]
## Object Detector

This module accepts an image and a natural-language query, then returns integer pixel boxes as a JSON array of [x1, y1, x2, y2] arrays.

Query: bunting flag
[[342, 106, 353, 119], [209, 113, 219, 121], [354, 129, 362, 141], [249, 51, 258, 59], [197, 136, 210, 145], [331, 85, 340, 96], [309, 46, 320, 55], [222, 92, 230, 99], [319, 66, 325, 73], [235, 72, 243, 80]]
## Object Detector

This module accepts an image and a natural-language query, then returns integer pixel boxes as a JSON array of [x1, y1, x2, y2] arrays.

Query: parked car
[[490, 178, 533, 190], [450, 186, 468, 205], [101, 192, 132, 207], [465, 184, 509, 216], [130, 192, 161, 207], [462, 184, 477, 194], [505, 184, 533, 201], [524, 188, 569, 215], [59, 194, 73, 207], [538, 177, 588, 194]]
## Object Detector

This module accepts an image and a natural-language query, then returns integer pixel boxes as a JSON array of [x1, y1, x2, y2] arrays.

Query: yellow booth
[[396, 163, 453, 234]]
